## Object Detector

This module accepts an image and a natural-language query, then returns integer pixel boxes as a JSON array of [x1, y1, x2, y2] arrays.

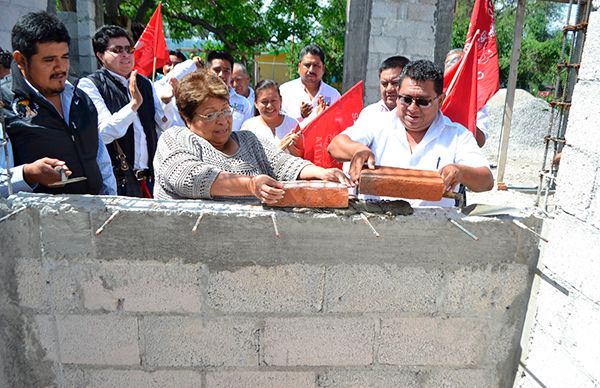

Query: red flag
[[302, 81, 364, 169], [133, 2, 169, 77], [466, 0, 500, 109], [442, 33, 479, 135]]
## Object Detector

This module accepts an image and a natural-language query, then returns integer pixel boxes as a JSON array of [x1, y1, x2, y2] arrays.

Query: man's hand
[[348, 148, 375, 185], [23, 158, 71, 187], [157, 77, 178, 104], [318, 168, 353, 186], [248, 174, 285, 204], [300, 102, 313, 118], [439, 163, 462, 192], [129, 70, 143, 111], [315, 95, 326, 115]]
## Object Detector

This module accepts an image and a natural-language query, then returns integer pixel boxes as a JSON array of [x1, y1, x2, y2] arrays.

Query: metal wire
[[535, 0, 592, 209]]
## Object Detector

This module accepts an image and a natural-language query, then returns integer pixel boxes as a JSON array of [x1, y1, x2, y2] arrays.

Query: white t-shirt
[[240, 114, 299, 146], [476, 105, 490, 139], [342, 111, 491, 207], [279, 78, 341, 128]]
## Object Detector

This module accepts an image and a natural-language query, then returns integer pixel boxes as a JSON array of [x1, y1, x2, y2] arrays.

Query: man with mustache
[[78, 25, 177, 197], [328, 60, 493, 207], [279, 44, 341, 128], [1, 11, 116, 196], [358, 56, 409, 120]]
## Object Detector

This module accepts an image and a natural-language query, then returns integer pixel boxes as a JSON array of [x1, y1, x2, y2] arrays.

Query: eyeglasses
[[106, 45, 134, 55], [398, 94, 440, 108], [195, 107, 234, 122]]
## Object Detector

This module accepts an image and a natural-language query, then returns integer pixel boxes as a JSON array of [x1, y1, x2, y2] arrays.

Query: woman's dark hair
[[255, 79, 280, 96], [399, 60, 444, 95], [253, 80, 280, 116], [11, 11, 71, 61], [92, 25, 133, 54]]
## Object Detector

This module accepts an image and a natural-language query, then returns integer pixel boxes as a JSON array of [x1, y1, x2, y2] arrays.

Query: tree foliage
[[451, 0, 565, 92], [76, 0, 345, 83]]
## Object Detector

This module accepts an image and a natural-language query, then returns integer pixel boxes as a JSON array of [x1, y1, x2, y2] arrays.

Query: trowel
[[47, 165, 87, 188]]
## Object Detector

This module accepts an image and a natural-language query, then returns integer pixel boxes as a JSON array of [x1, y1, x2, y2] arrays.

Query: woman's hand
[[279, 133, 304, 157], [318, 168, 353, 187], [248, 174, 285, 204]]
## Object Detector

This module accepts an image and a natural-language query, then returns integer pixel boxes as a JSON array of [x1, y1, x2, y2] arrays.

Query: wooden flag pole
[[152, 56, 157, 82]]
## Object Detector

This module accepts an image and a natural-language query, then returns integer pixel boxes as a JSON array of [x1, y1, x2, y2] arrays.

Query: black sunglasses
[[398, 94, 440, 108]]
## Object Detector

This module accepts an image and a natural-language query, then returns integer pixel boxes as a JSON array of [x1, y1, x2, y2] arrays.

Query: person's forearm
[[460, 166, 494, 192], [209, 172, 254, 197], [328, 134, 370, 162], [297, 164, 323, 180]]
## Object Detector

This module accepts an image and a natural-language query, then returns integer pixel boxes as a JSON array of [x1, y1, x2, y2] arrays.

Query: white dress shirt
[[78, 70, 177, 169], [342, 111, 490, 207], [279, 78, 341, 128]]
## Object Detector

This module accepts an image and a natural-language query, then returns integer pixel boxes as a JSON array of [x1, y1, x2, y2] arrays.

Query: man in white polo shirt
[[231, 63, 255, 106], [279, 44, 340, 128], [358, 55, 409, 121], [328, 60, 493, 207]]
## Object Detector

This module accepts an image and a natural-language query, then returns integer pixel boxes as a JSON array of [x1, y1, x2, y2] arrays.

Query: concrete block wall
[[364, 0, 452, 103], [0, 194, 540, 387], [0, 0, 47, 50], [515, 7, 600, 388]]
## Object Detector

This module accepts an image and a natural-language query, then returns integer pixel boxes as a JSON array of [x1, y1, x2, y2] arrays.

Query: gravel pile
[[481, 88, 554, 187]]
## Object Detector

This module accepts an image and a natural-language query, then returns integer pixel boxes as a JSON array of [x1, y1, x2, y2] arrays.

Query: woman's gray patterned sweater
[[153, 126, 312, 200]]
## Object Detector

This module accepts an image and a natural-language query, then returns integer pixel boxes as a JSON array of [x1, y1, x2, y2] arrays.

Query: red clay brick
[[271, 181, 349, 208], [359, 167, 444, 201]]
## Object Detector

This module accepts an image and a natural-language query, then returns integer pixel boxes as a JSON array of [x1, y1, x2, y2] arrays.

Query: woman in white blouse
[[240, 80, 304, 157]]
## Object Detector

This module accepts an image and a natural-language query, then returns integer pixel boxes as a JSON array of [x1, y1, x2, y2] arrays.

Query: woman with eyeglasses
[[153, 69, 351, 202], [240, 80, 304, 157]]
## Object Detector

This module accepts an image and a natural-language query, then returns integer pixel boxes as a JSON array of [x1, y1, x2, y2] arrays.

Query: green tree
[[451, 0, 564, 92], [59, 0, 346, 83]]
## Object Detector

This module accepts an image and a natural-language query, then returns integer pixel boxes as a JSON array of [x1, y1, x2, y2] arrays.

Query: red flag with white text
[[302, 81, 364, 169], [465, 0, 500, 109], [442, 34, 479, 136], [133, 2, 169, 77]]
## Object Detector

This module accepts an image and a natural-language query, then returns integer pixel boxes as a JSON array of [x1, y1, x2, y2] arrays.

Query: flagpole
[[152, 56, 157, 82]]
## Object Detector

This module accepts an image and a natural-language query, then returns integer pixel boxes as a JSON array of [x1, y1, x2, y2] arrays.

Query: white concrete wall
[[0, 0, 46, 50], [515, 6, 600, 388], [0, 194, 540, 387], [364, 0, 439, 103]]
